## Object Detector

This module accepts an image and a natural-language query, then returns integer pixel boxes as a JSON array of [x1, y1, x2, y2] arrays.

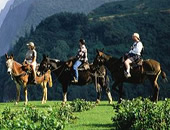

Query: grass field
[[1, 99, 169, 130], [0, 101, 115, 130]]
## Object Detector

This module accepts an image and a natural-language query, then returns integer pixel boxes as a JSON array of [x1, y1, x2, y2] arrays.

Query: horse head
[[94, 49, 109, 66], [5, 53, 14, 75], [38, 54, 51, 74], [39, 54, 61, 74]]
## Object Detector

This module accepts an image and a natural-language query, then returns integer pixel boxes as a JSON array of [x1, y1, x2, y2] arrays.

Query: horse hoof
[[96, 99, 100, 105], [24, 102, 28, 105], [61, 102, 66, 106], [15, 102, 18, 105], [109, 101, 113, 104]]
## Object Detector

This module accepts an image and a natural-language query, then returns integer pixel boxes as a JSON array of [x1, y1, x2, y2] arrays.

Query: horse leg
[[96, 83, 101, 104], [118, 83, 123, 103], [45, 86, 47, 103], [103, 75, 112, 104], [149, 72, 160, 102], [106, 87, 112, 104], [41, 82, 46, 104], [15, 82, 20, 105], [112, 81, 120, 93], [23, 84, 28, 105], [101, 76, 112, 104], [43, 82, 48, 104], [62, 84, 68, 105]]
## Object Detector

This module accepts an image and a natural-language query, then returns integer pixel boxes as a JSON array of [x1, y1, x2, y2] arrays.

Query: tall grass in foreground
[[0, 99, 95, 129], [112, 98, 170, 130]]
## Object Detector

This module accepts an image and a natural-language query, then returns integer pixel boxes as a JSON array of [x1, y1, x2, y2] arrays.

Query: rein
[[46, 64, 66, 83], [53, 65, 66, 82]]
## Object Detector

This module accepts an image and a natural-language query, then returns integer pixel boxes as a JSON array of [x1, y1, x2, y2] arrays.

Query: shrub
[[0, 99, 95, 129], [112, 98, 170, 130], [69, 99, 95, 112]]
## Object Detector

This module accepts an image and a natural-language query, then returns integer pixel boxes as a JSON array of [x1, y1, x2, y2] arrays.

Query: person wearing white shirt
[[124, 33, 144, 78], [24, 42, 37, 83], [72, 39, 88, 83]]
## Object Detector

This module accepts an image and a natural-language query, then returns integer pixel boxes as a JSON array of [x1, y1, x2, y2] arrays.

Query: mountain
[[0, 0, 117, 56], [0, 0, 14, 28], [0, 0, 34, 57], [0, 0, 169, 102]]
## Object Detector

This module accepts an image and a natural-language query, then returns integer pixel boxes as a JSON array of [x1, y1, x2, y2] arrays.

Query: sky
[[0, 0, 9, 13]]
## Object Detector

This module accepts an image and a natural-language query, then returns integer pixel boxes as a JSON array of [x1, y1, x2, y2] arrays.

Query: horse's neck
[[105, 56, 119, 71], [13, 61, 23, 75], [52, 61, 65, 75]]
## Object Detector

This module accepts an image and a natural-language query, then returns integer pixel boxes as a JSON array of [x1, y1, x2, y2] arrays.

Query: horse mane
[[13, 60, 22, 67]]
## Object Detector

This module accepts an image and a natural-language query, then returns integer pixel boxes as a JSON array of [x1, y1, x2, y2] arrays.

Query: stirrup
[[124, 71, 131, 78], [71, 77, 78, 83]]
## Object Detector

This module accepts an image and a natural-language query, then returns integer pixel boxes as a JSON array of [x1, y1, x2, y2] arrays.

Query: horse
[[5, 54, 53, 105], [38, 55, 113, 104], [94, 50, 167, 103]]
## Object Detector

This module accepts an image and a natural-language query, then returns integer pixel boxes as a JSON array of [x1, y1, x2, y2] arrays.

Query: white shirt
[[77, 45, 88, 62], [25, 49, 37, 64], [129, 41, 143, 55]]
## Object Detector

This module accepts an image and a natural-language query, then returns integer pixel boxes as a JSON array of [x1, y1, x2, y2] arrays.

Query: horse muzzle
[[7, 68, 12, 75]]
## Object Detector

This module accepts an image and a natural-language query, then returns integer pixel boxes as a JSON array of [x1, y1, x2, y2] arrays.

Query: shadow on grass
[[82, 123, 115, 130], [96, 103, 113, 107]]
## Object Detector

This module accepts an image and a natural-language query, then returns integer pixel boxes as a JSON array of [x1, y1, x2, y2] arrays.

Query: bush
[[69, 99, 95, 112], [0, 104, 73, 129], [112, 98, 170, 130], [0, 99, 95, 129]]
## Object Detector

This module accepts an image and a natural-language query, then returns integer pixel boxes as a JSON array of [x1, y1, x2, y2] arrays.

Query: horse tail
[[161, 69, 168, 83], [47, 70, 53, 87]]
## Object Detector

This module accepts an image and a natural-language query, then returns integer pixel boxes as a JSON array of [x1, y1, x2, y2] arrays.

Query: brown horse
[[94, 50, 167, 103], [5, 54, 53, 105], [38, 55, 113, 104]]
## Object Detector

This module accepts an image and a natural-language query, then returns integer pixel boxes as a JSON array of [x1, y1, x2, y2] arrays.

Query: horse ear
[[43, 54, 46, 59], [10, 54, 14, 59], [5, 53, 8, 59], [96, 49, 99, 54], [102, 48, 104, 52], [11, 54, 14, 58]]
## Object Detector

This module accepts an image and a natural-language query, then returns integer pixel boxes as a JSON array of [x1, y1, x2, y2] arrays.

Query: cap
[[27, 42, 35, 47], [133, 33, 140, 40]]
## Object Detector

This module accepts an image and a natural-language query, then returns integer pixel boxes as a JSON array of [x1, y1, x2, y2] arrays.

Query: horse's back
[[143, 59, 161, 72]]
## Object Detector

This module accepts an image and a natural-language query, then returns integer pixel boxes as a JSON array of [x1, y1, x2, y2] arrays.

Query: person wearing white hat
[[25, 42, 37, 83], [124, 33, 144, 78]]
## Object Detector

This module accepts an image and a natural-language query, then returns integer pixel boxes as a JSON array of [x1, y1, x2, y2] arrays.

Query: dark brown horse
[[38, 55, 112, 104], [94, 50, 167, 103], [5, 54, 53, 105]]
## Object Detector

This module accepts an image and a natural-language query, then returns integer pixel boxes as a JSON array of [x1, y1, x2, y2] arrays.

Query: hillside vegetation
[[0, 0, 170, 102], [0, 0, 116, 56]]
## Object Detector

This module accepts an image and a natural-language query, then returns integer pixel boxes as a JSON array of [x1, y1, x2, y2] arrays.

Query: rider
[[72, 39, 88, 83], [124, 33, 144, 78], [24, 42, 37, 83]]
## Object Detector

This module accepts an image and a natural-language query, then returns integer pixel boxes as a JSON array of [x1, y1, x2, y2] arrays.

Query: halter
[[41, 59, 66, 83]]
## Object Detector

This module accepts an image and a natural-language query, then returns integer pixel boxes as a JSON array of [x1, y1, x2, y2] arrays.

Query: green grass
[[0, 101, 115, 130], [1, 100, 168, 130], [65, 101, 115, 130]]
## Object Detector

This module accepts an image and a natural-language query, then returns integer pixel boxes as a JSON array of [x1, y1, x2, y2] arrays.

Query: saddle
[[130, 58, 143, 69], [22, 62, 40, 84], [121, 56, 143, 70], [78, 62, 90, 71], [22, 62, 39, 74], [66, 58, 90, 71]]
